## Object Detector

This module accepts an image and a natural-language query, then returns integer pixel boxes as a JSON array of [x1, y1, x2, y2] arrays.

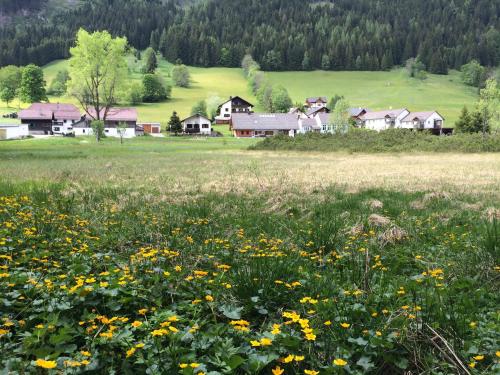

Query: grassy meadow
[[0, 54, 479, 126], [0, 136, 499, 373]]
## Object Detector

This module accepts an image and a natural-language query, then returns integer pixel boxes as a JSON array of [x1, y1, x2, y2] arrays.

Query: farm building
[[139, 123, 162, 134], [181, 114, 212, 135], [75, 107, 138, 138], [18, 103, 82, 135], [215, 96, 253, 124], [0, 124, 29, 140], [232, 113, 299, 138]]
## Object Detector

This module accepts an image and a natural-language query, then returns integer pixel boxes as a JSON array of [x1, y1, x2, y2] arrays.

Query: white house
[[215, 96, 253, 124], [181, 114, 212, 135], [360, 109, 410, 131], [0, 124, 29, 140], [74, 107, 138, 138], [400, 111, 445, 131]]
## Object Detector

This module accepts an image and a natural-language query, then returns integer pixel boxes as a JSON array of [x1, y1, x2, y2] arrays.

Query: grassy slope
[[267, 69, 478, 125], [1, 56, 478, 126]]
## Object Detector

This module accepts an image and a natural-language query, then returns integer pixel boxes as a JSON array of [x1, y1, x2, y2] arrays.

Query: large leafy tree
[[0, 65, 21, 106], [18, 64, 47, 103], [142, 74, 170, 103], [68, 29, 127, 121], [271, 85, 293, 113]]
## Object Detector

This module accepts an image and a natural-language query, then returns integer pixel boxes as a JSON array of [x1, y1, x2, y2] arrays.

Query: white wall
[[364, 110, 410, 131], [215, 101, 232, 121], [74, 127, 136, 138], [0, 125, 29, 139], [182, 115, 212, 135]]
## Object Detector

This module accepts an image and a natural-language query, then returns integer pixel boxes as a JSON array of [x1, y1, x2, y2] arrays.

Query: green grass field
[[0, 137, 499, 373], [1, 54, 479, 127]]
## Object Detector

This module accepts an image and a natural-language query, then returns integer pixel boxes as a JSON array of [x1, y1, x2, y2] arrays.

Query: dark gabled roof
[[306, 96, 327, 104], [232, 113, 299, 130], [301, 117, 321, 130], [306, 106, 329, 117], [218, 96, 254, 109], [349, 107, 369, 117]]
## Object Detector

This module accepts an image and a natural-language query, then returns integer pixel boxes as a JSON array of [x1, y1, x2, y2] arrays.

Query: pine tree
[[143, 48, 158, 74], [168, 111, 182, 134], [455, 106, 472, 133]]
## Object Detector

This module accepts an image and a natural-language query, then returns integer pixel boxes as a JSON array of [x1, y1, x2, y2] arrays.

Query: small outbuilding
[[0, 124, 29, 140]]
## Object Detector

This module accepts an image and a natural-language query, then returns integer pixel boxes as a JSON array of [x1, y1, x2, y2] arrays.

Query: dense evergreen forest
[[0, 0, 498, 72]]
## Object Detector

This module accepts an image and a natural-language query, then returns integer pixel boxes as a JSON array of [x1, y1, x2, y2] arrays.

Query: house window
[[225, 108, 229, 112], [224, 114, 230, 118], [187, 124, 193, 129], [82, 129, 86, 133], [322, 124, 327, 132], [202, 124, 209, 128], [105, 129, 109, 133]]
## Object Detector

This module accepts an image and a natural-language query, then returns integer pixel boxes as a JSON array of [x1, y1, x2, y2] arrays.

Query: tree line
[[0, 0, 498, 73]]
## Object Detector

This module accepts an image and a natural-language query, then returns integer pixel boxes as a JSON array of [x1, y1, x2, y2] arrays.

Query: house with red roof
[[74, 107, 138, 138], [18, 103, 82, 135]]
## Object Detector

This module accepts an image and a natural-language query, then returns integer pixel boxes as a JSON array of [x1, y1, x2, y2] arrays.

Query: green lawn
[[1, 57, 478, 127], [267, 69, 478, 125]]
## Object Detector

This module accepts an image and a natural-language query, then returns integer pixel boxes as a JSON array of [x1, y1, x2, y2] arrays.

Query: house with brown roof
[[74, 107, 138, 138], [305, 97, 327, 109], [232, 113, 299, 138], [19, 103, 82, 135]]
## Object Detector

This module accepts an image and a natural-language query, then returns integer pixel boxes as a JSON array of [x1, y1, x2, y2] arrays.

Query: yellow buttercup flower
[[473, 355, 484, 361], [333, 358, 347, 366], [131, 321, 142, 328], [126, 348, 136, 358], [272, 366, 284, 375], [340, 323, 350, 328], [304, 371, 319, 375], [35, 359, 57, 369], [282, 354, 294, 363]]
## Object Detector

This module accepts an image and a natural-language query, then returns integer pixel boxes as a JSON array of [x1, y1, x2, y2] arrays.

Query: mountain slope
[[0, 0, 498, 72]]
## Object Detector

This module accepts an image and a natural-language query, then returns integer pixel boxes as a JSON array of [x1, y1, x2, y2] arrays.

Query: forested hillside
[[0, 0, 498, 72]]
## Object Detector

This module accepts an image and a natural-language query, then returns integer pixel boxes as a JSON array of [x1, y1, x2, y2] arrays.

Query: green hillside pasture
[[267, 69, 478, 125]]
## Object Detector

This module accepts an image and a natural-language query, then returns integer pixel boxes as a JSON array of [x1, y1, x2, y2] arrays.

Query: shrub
[[142, 74, 171, 103], [171, 64, 190, 88], [250, 129, 500, 153]]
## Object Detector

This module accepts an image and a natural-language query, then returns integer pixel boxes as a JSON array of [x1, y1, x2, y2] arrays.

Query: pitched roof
[[306, 97, 327, 104], [180, 114, 212, 123], [349, 107, 369, 117], [218, 96, 254, 108], [232, 113, 299, 130], [316, 112, 330, 125], [87, 107, 138, 122], [301, 117, 321, 130], [18, 103, 81, 121], [306, 106, 329, 117], [360, 109, 408, 120], [401, 111, 441, 122]]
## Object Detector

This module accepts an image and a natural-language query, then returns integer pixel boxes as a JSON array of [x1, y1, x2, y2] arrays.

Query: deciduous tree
[[18, 64, 47, 103], [68, 29, 127, 121]]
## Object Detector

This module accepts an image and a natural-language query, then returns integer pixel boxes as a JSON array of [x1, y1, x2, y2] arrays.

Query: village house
[[18, 103, 82, 135], [0, 124, 29, 140], [232, 113, 299, 138], [305, 97, 327, 109], [181, 114, 212, 135], [74, 107, 138, 138], [400, 111, 446, 134], [305, 106, 329, 118], [360, 109, 410, 131], [215, 96, 254, 124]]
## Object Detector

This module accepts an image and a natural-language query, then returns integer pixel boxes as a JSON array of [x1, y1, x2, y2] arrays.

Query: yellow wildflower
[[35, 359, 57, 369], [333, 358, 347, 366]]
